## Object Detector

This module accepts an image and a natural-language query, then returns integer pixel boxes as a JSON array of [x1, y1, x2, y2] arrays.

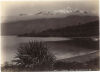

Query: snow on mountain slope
[[34, 7, 91, 17]]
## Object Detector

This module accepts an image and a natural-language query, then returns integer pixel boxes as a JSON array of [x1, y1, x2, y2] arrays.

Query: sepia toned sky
[[0, 0, 99, 22]]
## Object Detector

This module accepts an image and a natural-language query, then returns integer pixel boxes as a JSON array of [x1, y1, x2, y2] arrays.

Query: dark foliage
[[2, 54, 99, 71], [38, 20, 99, 37], [18, 20, 99, 37], [53, 57, 99, 71], [12, 41, 56, 70]]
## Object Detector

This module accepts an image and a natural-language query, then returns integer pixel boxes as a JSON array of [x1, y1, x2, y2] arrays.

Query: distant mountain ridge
[[19, 7, 94, 17], [18, 20, 99, 37], [2, 15, 98, 36], [35, 7, 90, 16]]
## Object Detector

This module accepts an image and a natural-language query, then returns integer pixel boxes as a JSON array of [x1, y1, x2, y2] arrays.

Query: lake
[[1, 36, 95, 64]]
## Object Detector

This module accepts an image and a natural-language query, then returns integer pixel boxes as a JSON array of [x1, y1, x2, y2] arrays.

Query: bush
[[53, 58, 99, 71], [13, 41, 56, 70]]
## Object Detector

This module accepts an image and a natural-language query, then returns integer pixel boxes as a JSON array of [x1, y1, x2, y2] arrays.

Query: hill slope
[[19, 20, 99, 37], [2, 15, 98, 35]]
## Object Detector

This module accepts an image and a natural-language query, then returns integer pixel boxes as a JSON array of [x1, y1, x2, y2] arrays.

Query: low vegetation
[[2, 41, 99, 71]]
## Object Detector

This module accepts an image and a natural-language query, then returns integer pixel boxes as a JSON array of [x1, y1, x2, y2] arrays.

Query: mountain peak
[[52, 7, 88, 15], [35, 7, 89, 16]]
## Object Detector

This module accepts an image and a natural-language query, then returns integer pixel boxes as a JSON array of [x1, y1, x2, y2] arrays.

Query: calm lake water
[[1, 36, 94, 64]]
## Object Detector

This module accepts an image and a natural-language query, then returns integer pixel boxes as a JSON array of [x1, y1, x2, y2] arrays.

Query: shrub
[[13, 41, 56, 70]]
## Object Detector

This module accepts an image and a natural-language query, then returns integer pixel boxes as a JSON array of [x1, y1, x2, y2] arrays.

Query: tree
[[13, 41, 56, 70]]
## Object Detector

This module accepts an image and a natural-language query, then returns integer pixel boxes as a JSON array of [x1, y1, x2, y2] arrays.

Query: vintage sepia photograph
[[1, 0, 99, 71]]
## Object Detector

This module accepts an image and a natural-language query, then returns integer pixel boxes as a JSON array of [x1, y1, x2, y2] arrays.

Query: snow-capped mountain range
[[33, 7, 91, 17], [2, 7, 97, 23], [19, 7, 91, 17]]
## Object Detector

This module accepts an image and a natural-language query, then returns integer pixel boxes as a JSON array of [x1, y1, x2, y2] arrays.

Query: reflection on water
[[1, 36, 96, 64]]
